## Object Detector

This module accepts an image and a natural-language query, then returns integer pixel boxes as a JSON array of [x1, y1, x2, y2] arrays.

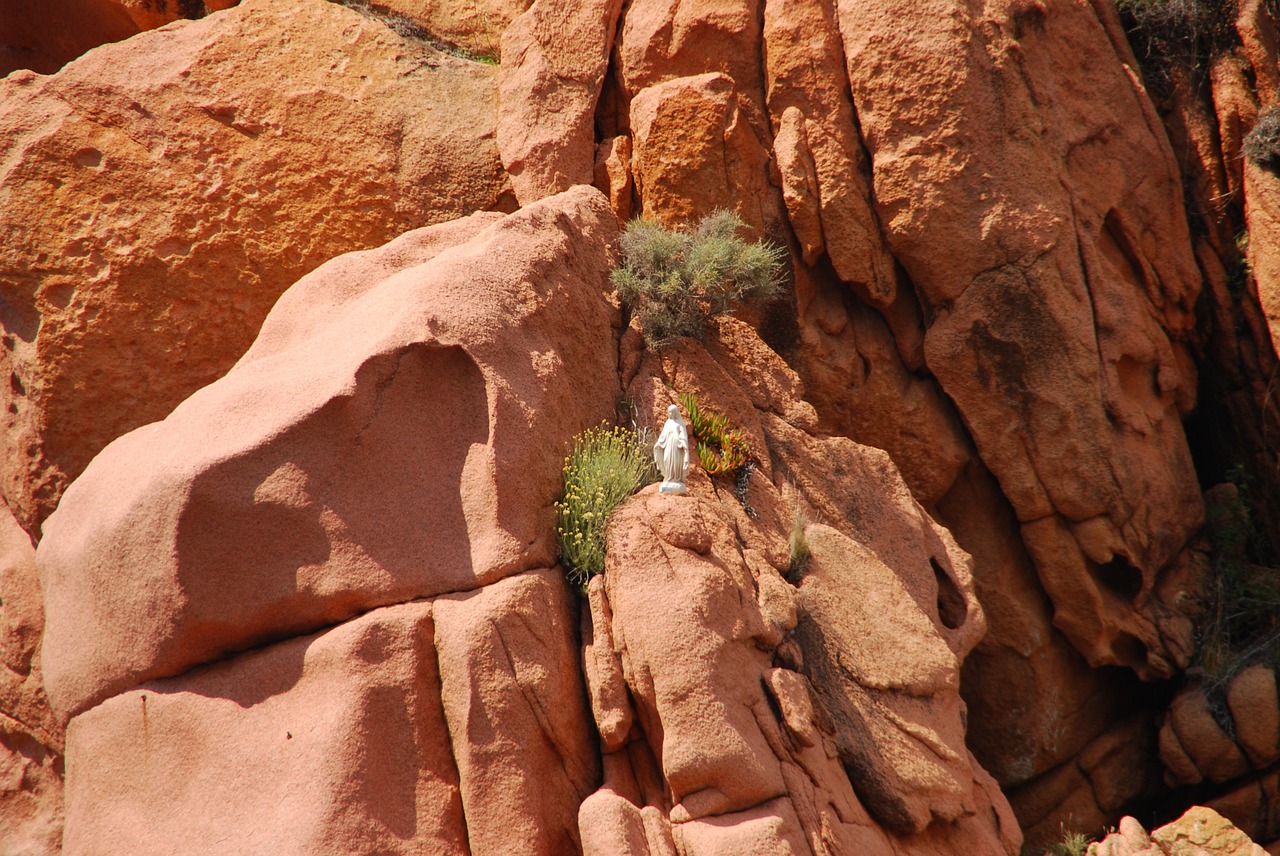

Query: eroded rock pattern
[[6, 0, 1280, 850], [0, 0, 514, 536]]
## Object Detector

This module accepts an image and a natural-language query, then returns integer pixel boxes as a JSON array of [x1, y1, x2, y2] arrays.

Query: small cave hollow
[[931, 557, 968, 630]]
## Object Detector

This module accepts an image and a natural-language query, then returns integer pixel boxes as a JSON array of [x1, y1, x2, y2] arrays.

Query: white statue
[[653, 404, 690, 494]]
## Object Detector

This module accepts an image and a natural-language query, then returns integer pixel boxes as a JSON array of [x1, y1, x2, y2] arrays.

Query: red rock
[[579, 788, 649, 856], [36, 188, 620, 723], [583, 575, 634, 752], [1210, 767, 1280, 844], [672, 796, 810, 855], [598, 322, 1018, 853], [834, 0, 1205, 678], [794, 523, 981, 833], [629, 73, 778, 233], [1246, 160, 1280, 355], [762, 0, 894, 305], [432, 568, 599, 855], [0, 0, 140, 76], [1237, 0, 1280, 106], [616, 0, 764, 96], [0, 0, 514, 534], [594, 135, 636, 222], [1211, 54, 1259, 200], [498, 0, 624, 203], [792, 267, 970, 508], [0, 724, 62, 856], [63, 600, 467, 856], [370, 0, 525, 58], [1162, 684, 1251, 784], [1089, 815, 1156, 856], [604, 490, 788, 819], [1227, 665, 1280, 768], [0, 501, 62, 855]]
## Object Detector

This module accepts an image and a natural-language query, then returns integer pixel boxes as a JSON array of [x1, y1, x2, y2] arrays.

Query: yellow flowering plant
[[556, 423, 657, 590]]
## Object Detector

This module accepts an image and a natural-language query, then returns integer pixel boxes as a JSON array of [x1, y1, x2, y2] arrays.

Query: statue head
[[668, 404, 680, 420]]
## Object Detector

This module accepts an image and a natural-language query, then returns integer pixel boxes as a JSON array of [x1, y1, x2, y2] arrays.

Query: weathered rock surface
[[64, 568, 596, 856], [37, 187, 619, 723], [372, 0, 524, 57], [0, 501, 61, 856], [11, 0, 1280, 847], [629, 72, 779, 233], [1089, 806, 1267, 856], [838, 0, 1205, 681], [498, 0, 623, 203], [0, 0, 514, 535], [577, 318, 1020, 855], [64, 600, 469, 856]]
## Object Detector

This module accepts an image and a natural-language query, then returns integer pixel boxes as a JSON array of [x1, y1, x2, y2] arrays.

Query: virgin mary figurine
[[653, 404, 690, 494]]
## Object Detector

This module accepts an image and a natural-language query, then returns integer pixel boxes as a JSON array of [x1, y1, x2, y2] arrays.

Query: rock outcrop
[[41, 187, 615, 853], [0, 502, 61, 855], [8, 0, 1280, 848], [573, 316, 1020, 855], [0, 0, 514, 536], [1089, 806, 1266, 856]]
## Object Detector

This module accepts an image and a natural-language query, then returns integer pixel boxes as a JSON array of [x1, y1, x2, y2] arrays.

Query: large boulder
[[37, 187, 620, 723], [63, 568, 597, 856], [0, 0, 513, 534]]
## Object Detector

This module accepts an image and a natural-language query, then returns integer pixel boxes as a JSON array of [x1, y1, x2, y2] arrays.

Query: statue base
[[659, 481, 687, 495]]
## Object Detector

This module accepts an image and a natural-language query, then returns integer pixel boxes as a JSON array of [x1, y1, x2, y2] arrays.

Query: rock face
[[64, 569, 596, 856], [0, 0, 514, 536], [9, 0, 1280, 848], [0, 501, 61, 856], [37, 187, 618, 723], [40, 188, 615, 853], [0, 0, 140, 77], [574, 317, 1020, 855]]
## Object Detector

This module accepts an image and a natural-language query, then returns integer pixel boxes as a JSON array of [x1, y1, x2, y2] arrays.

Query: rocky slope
[[3, 0, 1280, 852]]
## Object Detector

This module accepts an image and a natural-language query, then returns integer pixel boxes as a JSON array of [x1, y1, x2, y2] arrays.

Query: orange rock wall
[[5, 0, 1280, 852]]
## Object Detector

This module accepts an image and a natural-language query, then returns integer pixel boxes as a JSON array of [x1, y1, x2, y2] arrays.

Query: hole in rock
[[931, 558, 968, 630], [1097, 556, 1144, 601]]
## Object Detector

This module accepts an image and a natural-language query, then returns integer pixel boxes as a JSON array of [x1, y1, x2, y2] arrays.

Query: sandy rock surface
[[8, 0, 1280, 848], [37, 187, 619, 723], [0, 0, 513, 536]]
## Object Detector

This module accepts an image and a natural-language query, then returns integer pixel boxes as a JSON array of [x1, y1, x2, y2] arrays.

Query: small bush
[[788, 507, 811, 577], [1245, 106, 1280, 169], [677, 391, 752, 475], [1048, 829, 1091, 856], [612, 211, 786, 346], [555, 424, 657, 590]]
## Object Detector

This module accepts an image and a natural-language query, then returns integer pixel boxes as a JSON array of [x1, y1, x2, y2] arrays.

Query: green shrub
[[677, 391, 752, 475], [612, 211, 786, 346], [1245, 106, 1280, 168], [555, 424, 657, 590], [1048, 829, 1091, 856]]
